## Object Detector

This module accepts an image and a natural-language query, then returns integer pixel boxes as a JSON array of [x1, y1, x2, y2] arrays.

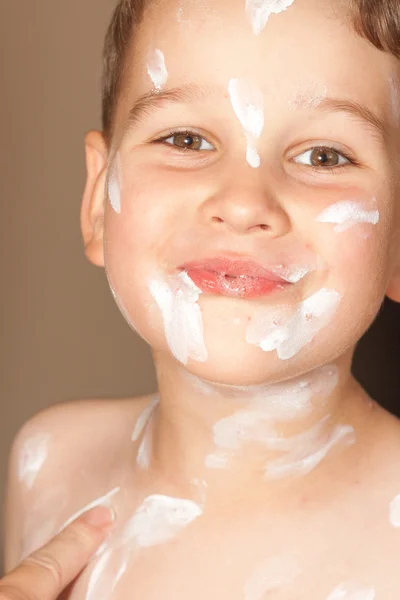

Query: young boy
[[4, 0, 400, 597]]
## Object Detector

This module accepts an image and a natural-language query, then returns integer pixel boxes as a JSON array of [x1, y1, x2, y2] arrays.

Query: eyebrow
[[124, 83, 388, 142]]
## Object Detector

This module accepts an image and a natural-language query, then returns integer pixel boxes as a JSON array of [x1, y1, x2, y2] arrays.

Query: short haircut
[[101, 0, 400, 143]]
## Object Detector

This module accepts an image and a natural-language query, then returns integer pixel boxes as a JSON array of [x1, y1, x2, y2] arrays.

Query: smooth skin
[[0, 506, 114, 600]]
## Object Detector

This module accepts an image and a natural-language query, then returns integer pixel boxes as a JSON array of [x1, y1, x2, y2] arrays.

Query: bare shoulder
[[4, 394, 156, 571]]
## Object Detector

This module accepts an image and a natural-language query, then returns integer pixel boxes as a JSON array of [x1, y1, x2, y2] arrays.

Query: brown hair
[[101, 0, 400, 141]]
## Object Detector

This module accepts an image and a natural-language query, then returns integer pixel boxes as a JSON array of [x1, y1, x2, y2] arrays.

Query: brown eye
[[157, 131, 215, 151], [294, 146, 350, 168]]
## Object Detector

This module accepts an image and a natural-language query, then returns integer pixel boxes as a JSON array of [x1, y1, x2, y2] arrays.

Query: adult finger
[[0, 505, 115, 600]]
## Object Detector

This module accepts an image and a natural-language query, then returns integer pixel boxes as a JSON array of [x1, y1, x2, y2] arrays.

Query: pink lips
[[180, 258, 291, 298]]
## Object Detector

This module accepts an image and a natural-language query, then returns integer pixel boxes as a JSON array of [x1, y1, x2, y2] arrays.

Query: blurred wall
[[0, 0, 399, 575]]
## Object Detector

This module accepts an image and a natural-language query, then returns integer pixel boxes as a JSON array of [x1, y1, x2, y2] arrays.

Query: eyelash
[[152, 129, 360, 172]]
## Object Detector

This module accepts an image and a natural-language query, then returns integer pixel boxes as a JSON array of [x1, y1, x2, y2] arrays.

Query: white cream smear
[[132, 395, 160, 442], [244, 555, 301, 600], [228, 78, 264, 168], [108, 152, 122, 214], [389, 493, 400, 527], [135, 396, 160, 470], [325, 581, 376, 600], [18, 433, 51, 489], [246, 0, 296, 36], [289, 80, 328, 109], [246, 288, 342, 360], [61, 486, 120, 530], [315, 199, 380, 233], [149, 271, 208, 365], [146, 49, 168, 91]]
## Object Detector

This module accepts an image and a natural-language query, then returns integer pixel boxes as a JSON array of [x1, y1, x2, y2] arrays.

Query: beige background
[[1, 0, 399, 577], [0, 0, 157, 572]]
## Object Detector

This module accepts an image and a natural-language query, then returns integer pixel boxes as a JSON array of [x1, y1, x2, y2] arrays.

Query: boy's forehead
[[121, 0, 399, 126]]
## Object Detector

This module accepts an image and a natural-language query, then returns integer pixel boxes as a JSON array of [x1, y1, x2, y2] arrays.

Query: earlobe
[[80, 130, 109, 267]]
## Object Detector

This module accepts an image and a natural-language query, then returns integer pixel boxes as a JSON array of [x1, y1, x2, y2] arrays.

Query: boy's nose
[[202, 184, 290, 237]]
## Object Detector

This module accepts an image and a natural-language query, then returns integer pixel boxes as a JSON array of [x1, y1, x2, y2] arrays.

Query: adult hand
[[0, 505, 114, 599]]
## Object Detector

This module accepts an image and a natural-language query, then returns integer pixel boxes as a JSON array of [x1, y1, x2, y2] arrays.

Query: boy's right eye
[[153, 130, 215, 152]]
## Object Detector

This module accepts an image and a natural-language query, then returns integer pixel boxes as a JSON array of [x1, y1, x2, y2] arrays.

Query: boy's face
[[85, 0, 400, 384]]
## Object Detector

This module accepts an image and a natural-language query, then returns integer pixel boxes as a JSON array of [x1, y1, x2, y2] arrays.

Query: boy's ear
[[386, 229, 400, 303], [81, 130, 109, 267]]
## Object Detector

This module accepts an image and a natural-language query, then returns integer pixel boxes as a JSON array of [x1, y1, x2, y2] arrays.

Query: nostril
[[212, 217, 224, 224]]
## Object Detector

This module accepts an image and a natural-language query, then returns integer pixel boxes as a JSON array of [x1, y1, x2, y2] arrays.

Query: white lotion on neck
[[244, 555, 301, 600], [146, 49, 168, 91], [325, 582, 376, 600], [132, 395, 160, 441], [246, 288, 341, 360], [149, 271, 208, 365], [107, 152, 122, 214], [18, 433, 50, 489], [228, 78, 264, 168], [246, 0, 296, 35], [315, 199, 380, 233]]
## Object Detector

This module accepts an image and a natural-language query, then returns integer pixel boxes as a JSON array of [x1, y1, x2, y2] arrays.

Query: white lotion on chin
[[149, 271, 208, 365], [246, 0, 296, 35], [315, 199, 380, 233], [146, 49, 168, 91], [325, 582, 376, 600], [18, 433, 51, 489], [108, 153, 122, 214], [61, 487, 120, 530], [119, 494, 203, 548], [228, 78, 264, 168], [389, 493, 400, 527], [244, 555, 301, 600], [246, 288, 342, 360]]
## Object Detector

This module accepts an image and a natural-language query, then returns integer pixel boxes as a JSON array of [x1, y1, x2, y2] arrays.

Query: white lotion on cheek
[[146, 49, 168, 91], [149, 271, 208, 365], [315, 199, 380, 233], [389, 493, 400, 527], [119, 494, 203, 547], [18, 433, 51, 489], [246, 288, 342, 360], [107, 153, 122, 215], [325, 582, 376, 600], [246, 0, 296, 36], [228, 78, 264, 168], [244, 555, 301, 600]]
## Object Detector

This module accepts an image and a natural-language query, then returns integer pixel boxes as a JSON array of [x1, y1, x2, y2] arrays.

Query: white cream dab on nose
[[246, 0, 296, 36], [246, 288, 341, 360], [149, 271, 208, 365], [325, 582, 376, 600], [119, 494, 203, 548], [315, 199, 380, 233], [107, 153, 122, 214], [146, 49, 168, 91], [244, 555, 301, 600], [389, 493, 400, 527], [18, 433, 51, 489], [228, 78, 264, 168]]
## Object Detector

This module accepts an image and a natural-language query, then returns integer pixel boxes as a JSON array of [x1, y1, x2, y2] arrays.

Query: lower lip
[[186, 268, 287, 298]]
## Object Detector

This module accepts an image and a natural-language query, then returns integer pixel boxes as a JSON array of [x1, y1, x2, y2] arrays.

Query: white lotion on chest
[[244, 555, 301, 600], [325, 581, 376, 600]]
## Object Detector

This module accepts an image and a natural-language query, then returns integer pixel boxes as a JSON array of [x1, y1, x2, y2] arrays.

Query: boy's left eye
[[155, 131, 215, 151], [293, 147, 351, 168]]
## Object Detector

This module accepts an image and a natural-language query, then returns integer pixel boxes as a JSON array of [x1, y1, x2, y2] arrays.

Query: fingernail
[[82, 505, 116, 529]]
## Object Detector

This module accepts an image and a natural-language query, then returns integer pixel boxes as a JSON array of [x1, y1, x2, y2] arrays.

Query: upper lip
[[180, 257, 292, 283]]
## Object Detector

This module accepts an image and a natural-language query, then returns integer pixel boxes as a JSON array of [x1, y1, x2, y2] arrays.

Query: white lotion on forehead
[[246, 0, 296, 36], [61, 487, 120, 530], [389, 76, 400, 126], [325, 582, 376, 600], [315, 200, 380, 233], [149, 271, 208, 365], [108, 153, 122, 214], [146, 49, 168, 91], [246, 288, 341, 360], [228, 78, 264, 168], [18, 433, 50, 489], [389, 493, 400, 527], [244, 555, 301, 600], [289, 81, 328, 109], [120, 494, 203, 547]]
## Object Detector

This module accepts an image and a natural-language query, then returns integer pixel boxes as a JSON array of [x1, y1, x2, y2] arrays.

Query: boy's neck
[[146, 350, 373, 506]]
